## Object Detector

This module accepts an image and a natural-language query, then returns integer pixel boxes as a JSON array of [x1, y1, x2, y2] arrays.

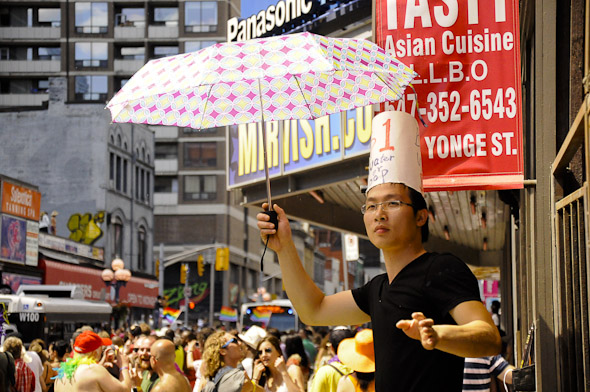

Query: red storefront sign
[[1, 181, 41, 221], [41, 259, 158, 309], [375, 0, 523, 190]]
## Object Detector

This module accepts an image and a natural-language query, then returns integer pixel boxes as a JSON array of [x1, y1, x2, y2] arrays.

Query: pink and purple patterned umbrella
[[106, 31, 416, 208]]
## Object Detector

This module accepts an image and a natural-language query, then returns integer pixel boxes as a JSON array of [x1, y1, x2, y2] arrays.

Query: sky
[[240, 0, 279, 18]]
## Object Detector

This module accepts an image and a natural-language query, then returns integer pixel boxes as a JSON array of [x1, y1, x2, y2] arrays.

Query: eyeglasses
[[258, 347, 273, 355], [221, 338, 238, 349], [361, 200, 414, 214]]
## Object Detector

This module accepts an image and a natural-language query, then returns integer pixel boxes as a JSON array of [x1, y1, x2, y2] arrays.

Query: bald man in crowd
[[150, 339, 191, 392]]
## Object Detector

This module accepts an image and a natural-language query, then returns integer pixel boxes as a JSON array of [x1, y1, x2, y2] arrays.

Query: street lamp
[[101, 257, 132, 303]]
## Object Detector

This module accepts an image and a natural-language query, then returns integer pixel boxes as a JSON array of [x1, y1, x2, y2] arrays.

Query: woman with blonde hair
[[199, 331, 246, 392]]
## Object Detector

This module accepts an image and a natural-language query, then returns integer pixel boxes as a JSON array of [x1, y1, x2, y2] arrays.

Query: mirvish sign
[[228, 0, 313, 42], [227, 106, 373, 188]]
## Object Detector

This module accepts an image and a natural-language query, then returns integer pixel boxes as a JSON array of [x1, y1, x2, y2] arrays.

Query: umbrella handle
[[262, 211, 278, 231]]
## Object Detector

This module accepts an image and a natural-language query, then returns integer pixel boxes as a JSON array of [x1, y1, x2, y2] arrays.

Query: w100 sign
[[19, 312, 41, 322]]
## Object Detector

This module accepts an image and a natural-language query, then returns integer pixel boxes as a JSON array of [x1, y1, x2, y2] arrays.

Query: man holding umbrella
[[257, 111, 501, 391]]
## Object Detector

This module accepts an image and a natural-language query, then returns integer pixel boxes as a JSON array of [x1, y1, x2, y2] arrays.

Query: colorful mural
[[67, 211, 105, 245]]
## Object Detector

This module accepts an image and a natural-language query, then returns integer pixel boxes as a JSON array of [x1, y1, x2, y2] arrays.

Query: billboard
[[375, 0, 523, 190], [1, 180, 41, 221], [228, 106, 373, 188]]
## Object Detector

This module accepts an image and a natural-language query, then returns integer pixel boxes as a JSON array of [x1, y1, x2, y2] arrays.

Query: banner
[[227, 106, 373, 188], [375, 0, 523, 190], [1, 181, 41, 221]]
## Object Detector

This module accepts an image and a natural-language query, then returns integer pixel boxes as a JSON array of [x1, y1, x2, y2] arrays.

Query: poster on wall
[[0, 215, 27, 264], [374, 0, 523, 190]]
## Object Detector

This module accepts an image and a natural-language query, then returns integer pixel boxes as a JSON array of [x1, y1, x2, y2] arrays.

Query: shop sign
[[375, 0, 523, 190], [0, 215, 27, 264], [43, 259, 158, 308], [227, 0, 313, 42], [1, 181, 41, 221], [227, 106, 373, 188], [39, 233, 104, 261]]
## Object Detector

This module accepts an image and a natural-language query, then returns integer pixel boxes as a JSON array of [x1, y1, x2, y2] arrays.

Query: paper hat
[[73, 331, 112, 354], [238, 325, 267, 350], [337, 329, 375, 373], [366, 111, 423, 195]]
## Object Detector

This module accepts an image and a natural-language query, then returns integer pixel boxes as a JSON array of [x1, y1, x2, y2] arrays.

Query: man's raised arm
[[258, 203, 370, 326]]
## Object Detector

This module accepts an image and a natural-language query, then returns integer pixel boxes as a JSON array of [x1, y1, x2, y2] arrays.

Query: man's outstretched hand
[[396, 312, 439, 350]]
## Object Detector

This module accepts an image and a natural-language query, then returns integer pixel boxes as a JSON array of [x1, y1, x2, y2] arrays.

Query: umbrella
[[107, 31, 417, 224]]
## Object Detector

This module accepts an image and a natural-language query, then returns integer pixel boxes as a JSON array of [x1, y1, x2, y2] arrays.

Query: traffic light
[[197, 255, 204, 277], [180, 263, 187, 284], [215, 247, 229, 271], [155, 259, 160, 279]]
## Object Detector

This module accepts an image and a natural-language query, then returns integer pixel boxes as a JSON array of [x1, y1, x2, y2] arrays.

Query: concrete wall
[[0, 77, 154, 273]]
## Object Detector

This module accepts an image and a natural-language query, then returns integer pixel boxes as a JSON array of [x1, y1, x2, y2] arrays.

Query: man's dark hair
[[407, 187, 429, 243], [329, 328, 354, 353], [53, 340, 71, 358], [130, 324, 142, 338]]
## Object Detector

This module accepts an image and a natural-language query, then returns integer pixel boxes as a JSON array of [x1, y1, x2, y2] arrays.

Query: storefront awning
[[41, 259, 158, 309]]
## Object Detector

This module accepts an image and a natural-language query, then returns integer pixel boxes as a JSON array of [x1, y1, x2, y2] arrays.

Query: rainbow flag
[[219, 306, 237, 322], [250, 309, 272, 324], [162, 307, 182, 324]]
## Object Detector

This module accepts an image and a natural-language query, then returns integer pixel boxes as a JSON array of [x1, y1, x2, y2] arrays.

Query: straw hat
[[51, 211, 59, 217], [337, 329, 375, 373], [238, 325, 267, 350]]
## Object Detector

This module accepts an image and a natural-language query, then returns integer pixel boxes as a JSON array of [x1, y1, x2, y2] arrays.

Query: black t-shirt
[[352, 252, 481, 391]]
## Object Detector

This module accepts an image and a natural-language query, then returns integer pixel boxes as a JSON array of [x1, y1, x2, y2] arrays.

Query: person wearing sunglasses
[[200, 332, 247, 392], [257, 111, 501, 391], [252, 336, 303, 392]]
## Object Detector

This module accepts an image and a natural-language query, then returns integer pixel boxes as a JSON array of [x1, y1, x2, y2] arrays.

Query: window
[[118, 46, 144, 60], [155, 176, 178, 193], [184, 40, 216, 53], [137, 227, 146, 271], [75, 75, 107, 101], [38, 8, 61, 27], [183, 175, 216, 201], [153, 7, 178, 26], [155, 143, 177, 159], [112, 218, 123, 259], [135, 167, 150, 202], [183, 142, 216, 167], [75, 2, 108, 33], [39, 47, 61, 60], [152, 46, 178, 59], [185, 2, 218, 33], [0, 48, 9, 60], [123, 159, 128, 193], [34, 80, 49, 93], [109, 152, 115, 181], [114, 78, 129, 92], [75, 42, 108, 67], [117, 8, 145, 27]]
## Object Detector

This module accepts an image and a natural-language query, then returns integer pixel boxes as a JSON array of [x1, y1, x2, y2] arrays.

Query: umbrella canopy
[[107, 31, 417, 129]]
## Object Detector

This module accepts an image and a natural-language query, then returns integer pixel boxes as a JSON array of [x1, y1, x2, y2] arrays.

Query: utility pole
[[184, 263, 190, 326], [209, 253, 215, 327]]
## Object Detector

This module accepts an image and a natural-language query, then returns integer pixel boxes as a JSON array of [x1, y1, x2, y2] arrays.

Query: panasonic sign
[[228, 0, 314, 42]]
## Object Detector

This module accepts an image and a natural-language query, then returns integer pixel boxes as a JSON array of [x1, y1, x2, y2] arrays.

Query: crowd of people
[[0, 315, 513, 392], [0, 323, 383, 392]]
